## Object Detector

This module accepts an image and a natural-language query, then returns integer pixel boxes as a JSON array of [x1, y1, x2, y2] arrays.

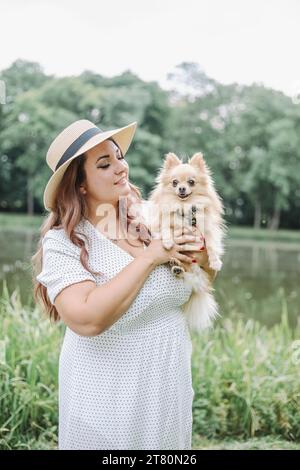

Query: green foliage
[[0, 60, 299, 228]]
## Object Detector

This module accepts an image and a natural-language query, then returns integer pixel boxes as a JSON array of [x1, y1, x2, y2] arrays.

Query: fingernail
[[192, 259, 197, 263]]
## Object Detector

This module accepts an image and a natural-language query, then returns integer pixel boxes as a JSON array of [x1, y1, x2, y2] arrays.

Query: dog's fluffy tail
[[182, 267, 220, 333]]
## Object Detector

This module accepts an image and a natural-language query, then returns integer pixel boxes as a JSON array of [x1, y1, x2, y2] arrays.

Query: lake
[[0, 228, 299, 329]]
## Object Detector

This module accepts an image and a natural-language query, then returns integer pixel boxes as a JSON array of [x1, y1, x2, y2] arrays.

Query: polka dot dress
[[36, 216, 194, 450]]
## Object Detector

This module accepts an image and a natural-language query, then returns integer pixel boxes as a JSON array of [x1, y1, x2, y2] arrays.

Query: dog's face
[[159, 152, 210, 201]]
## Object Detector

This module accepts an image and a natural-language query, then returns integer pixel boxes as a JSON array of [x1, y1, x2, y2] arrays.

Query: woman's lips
[[115, 176, 128, 185]]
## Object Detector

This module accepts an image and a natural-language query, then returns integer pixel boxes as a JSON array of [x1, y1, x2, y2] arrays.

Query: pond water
[[0, 229, 299, 329]]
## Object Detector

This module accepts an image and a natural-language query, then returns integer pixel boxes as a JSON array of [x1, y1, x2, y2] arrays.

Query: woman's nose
[[115, 159, 127, 172]]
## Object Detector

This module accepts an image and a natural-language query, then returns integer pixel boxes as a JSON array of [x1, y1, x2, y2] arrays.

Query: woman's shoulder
[[41, 223, 85, 255], [42, 218, 86, 241], [42, 226, 69, 244]]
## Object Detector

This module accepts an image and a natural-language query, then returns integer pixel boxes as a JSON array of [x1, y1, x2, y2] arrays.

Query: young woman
[[32, 119, 204, 450]]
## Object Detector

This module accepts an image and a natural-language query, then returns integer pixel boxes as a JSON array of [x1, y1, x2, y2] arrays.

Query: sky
[[1, 0, 300, 97]]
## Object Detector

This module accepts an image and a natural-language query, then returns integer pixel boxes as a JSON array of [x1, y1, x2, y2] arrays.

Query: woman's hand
[[140, 234, 200, 267], [173, 225, 205, 256], [174, 225, 218, 283]]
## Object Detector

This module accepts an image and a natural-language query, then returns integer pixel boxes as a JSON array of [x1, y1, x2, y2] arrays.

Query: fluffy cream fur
[[148, 152, 227, 333]]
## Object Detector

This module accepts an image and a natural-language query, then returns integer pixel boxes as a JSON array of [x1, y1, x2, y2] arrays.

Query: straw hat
[[43, 119, 137, 211]]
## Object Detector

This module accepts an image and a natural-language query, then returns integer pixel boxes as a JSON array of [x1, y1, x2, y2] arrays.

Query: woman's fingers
[[174, 235, 201, 244], [184, 252, 197, 259], [178, 242, 205, 251], [174, 252, 193, 263], [176, 227, 192, 236]]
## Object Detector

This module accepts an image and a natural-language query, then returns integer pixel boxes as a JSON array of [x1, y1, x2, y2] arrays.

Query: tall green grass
[[191, 292, 300, 441], [0, 282, 63, 449], [0, 281, 299, 449]]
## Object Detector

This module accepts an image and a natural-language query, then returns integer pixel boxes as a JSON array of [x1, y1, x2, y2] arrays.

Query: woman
[[32, 119, 204, 450]]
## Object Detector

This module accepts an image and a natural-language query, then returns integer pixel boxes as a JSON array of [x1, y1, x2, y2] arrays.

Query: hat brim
[[43, 121, 137, 211]]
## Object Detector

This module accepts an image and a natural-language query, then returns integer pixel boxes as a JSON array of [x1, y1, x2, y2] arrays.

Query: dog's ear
[[189, 152, 206, 170], [163, 152, 181, 170]]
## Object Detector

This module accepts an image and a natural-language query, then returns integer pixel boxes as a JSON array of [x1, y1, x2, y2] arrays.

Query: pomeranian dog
[[147, 152, 227, 333]]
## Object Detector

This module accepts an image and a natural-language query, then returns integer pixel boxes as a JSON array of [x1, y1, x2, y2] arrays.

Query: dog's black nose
[[179, 187, 186, 193]]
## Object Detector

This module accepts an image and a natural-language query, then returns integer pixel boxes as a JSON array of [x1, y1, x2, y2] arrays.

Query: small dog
[[148, 152, 227, 333]]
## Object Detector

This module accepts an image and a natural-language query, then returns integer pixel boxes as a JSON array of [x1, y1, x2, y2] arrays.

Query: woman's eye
[[98, 155, 125, 169]]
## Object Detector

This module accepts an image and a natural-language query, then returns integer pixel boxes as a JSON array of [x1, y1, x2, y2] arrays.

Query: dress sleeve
[[36, 234, 96, 305]]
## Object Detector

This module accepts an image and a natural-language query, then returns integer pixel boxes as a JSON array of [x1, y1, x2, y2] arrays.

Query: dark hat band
[[55, 127, 103, 171]]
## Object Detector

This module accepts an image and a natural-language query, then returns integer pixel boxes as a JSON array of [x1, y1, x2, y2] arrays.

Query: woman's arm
[[54, 243, 215, 338], [54, 254, 156, 337]]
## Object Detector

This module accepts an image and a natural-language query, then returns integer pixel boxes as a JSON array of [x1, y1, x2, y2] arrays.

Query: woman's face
[[82, 139, 131, 215]]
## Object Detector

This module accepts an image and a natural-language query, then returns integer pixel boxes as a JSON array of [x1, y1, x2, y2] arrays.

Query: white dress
[[36, 216, 194, 450]]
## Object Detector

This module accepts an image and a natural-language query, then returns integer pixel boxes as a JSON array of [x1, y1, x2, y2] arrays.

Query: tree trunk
[[254, 200, 261, 228], [268, 207, 281, 230]]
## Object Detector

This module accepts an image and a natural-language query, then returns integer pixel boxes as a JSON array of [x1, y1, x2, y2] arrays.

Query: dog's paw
[[171, 265, 185, 277], [163, 239, 174, 250], [169, 257, 178, 267], [209, 258, 223, 271]]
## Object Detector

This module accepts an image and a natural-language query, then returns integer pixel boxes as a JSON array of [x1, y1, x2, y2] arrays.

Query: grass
[[228, 225, 300, 243], [0, 282, 61, 450], [192, 436, 300, 450], [0, 212, 44, 231], [190, 300, 300, 443], [0, 281, 299, 450]]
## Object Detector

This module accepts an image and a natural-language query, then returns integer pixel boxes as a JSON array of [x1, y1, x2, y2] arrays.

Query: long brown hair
[[32, 138, 152, 323]]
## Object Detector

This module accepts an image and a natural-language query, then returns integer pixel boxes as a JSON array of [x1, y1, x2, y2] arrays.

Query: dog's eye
[[172, 180, 178, 187], [188, 180, 195, 186]]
